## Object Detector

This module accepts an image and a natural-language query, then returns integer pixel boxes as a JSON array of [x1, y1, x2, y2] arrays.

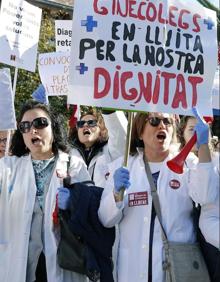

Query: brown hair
[[130, 113, 148, 155], [130, 112, 177, 156], [177, 116, 194, 150], [69, 107, 108, 143], [177, 115, 214, 152]]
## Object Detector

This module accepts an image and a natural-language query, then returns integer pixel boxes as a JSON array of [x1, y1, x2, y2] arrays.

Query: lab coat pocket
[[118, 249, 129, 281]]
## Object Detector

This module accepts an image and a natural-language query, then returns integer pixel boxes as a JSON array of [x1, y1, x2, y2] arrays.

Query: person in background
[[177, 115, 219, 171], [68, 107, 127, 187], [0, 130, 8, 158], [98, 109, 218, 282], [0, 130, 13, 158], [0, 100, 90, 282], [177, 114, 220, 282], [61, 107, 127, 281]]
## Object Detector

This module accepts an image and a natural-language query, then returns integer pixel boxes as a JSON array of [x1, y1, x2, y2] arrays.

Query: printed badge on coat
[[169, 179, 181, 189], [128, 191, 148, 207]]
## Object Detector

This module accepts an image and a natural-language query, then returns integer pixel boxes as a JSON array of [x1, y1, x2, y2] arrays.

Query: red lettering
[[192, 14, 201, 32], [93, 0, 108, 15], [116, 0, 128, 17], [178, 9, 190, 29], [121, 72, 137, 100], [158, 3, 168, 24], [161, 72, 176, 105], [94, 67, 203, 112], [135, 72, 152, 104], [94, 68, 110, 98], [152, 70, 161, 104], [188, 76, 203, 106], [146, 2, 157, 22], [113, 66, 120, 99], [129, 1, 138, 19], [172, 74, 187, 108], [169, 6, 178, 27], [137, 2, 147, 20]]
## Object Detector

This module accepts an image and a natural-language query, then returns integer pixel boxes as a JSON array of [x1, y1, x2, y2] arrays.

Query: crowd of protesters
[[0, 99, 219, 282]]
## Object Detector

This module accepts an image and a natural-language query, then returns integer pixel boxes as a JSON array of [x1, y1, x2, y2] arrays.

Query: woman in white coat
[[177, 114, 220, 248], [68, 108, 127, 187], [0, 100, 90, 282], [98, 109, 218, 282], [177, 114, 220, 281]]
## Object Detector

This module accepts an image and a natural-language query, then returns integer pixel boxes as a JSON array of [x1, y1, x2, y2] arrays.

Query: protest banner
[[0, 0, 42, 72], [55, 20, 72, 52], [68, 0, 218, 116], [0, 68, 16, 130], [212, 65, 220, 115], [38, 52, 70, 96]]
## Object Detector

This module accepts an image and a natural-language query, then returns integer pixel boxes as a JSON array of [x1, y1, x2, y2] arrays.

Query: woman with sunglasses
[[68, 107, 127, 186], [0, 100, 90, 282], [98, 109, 218, 282]]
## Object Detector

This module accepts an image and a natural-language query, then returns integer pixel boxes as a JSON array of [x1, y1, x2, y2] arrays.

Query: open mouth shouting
[[156, 131, 167, 142], [31, 137, 42, 145], [83, 129, 91, 136]]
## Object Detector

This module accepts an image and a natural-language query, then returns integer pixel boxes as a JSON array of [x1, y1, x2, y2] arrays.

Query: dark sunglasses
[[18, 117, 49, 134], [76, 119, 97, 128], [147, 117, 173, 127], [0, 138, 7, 145]]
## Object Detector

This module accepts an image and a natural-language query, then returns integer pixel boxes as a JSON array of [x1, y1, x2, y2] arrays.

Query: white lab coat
[[98, 150, 218, 282], [0, 152, 90, 282], [71, 111, 127, 186], [198, 152, 220, 249], [199, 199, 220, 249]]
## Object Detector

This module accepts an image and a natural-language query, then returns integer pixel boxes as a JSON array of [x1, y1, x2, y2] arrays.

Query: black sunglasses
[[76, 119, 97, 128], [0, 138, 7, 145], [19, 117, 49, 134], [147, 117, 173, 127]]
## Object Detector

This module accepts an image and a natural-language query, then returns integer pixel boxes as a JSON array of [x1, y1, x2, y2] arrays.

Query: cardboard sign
[[38, 52, 70, 96], [55, 20, 72, 52], [0, 0, 42, 72], [68, 0, 217, 116]]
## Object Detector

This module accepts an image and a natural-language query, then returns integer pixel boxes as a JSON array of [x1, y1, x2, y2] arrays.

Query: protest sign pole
[[12, 67, 18, 95], [118, 111, 134, 201], [4, 67, 18, 156]]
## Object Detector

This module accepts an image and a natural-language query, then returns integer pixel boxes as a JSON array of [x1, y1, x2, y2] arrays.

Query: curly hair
[[10, 100, 69, 157], [68, 107, 108, 144], [130, 112, 177, 155]]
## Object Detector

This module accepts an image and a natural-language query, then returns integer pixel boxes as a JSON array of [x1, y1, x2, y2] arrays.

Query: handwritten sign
[[0, 0, 42, 72], [68, 0, 217, 116], [38, 52, 70, 96], [55, 20, 72, 52]]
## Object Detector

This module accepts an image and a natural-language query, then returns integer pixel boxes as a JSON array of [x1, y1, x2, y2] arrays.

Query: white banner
[[0, 0, 42, 72], [38, 52, 70, 96], [0, 68, 16, 130], [55, 20, 72, 52], [212, 65, 220, 113], [68, 0, 218, 116]]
